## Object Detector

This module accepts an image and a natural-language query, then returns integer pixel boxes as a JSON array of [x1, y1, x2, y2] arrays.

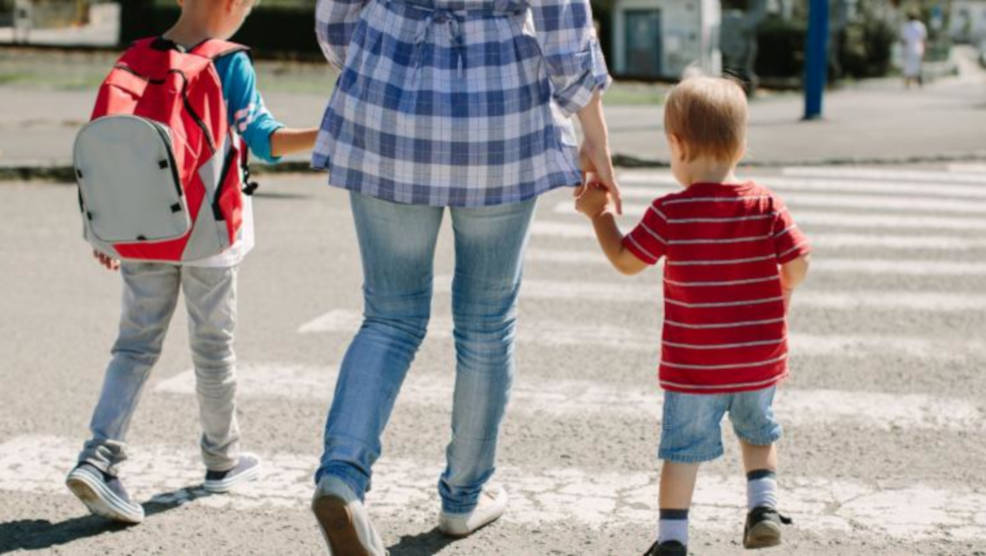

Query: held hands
[[574, 182, 613, 219], [93, 249, 120, 271], [578, 140, 622, 215]]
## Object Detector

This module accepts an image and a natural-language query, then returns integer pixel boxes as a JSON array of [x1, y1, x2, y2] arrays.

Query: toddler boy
[[575, 75, 811, 554]]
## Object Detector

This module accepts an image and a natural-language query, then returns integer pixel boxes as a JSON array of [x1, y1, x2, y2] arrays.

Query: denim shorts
[[658, 387, 782, 463]]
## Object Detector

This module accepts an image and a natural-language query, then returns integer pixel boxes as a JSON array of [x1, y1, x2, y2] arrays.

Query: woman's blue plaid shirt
[[313, 0, 610, 207]]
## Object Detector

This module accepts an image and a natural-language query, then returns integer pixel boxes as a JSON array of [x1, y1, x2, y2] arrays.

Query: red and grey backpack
[[73, 37, 258, 263]]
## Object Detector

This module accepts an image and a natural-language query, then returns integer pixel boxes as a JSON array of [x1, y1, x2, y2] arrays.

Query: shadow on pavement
[[0, 484, 214, 553], [388, 527, 457, 555], [0, 516, 132, 552]]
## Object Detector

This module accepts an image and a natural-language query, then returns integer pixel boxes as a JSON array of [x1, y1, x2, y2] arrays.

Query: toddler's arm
[[575, 186, 648, 275], [780, 254, 811, 309]]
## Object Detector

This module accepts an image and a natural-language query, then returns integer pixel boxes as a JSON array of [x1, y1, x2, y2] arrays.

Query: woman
[[310, 0, 618, 552]]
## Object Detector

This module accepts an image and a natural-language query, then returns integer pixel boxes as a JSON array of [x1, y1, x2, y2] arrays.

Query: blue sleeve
[[214, 52, 285, 164]]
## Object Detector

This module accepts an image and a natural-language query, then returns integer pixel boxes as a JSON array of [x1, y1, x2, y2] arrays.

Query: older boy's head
[[175, 0, 255, 40], [664, 76, 748, 164]]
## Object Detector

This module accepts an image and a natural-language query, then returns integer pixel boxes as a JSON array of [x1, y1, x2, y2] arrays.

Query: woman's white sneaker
[[438, 486, 508, 538], [311, 475, 387, 556]]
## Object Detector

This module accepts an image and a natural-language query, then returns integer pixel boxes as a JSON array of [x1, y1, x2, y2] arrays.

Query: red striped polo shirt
[[622, 181, 811, 394]]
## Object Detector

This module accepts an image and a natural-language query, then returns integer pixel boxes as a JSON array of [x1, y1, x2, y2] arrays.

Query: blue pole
[[804, 0, 829, 120]]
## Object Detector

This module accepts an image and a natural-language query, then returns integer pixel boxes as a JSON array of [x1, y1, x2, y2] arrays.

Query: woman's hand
[[576, 92, 621, 215], [578, 139, 621, 215], [574, 182, 611, 219]]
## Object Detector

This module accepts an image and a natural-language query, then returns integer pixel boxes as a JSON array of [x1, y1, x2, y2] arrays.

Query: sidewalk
[[1, 48, 984, 179]]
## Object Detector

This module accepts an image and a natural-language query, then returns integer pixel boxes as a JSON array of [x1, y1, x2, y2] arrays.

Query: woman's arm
[[576, 92, 620, 214], [529, 0, 611, 117], [315, 0, 368, 70]]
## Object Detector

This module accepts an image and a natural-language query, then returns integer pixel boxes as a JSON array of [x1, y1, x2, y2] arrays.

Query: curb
[[3, 152, 986, 183], [616, 151, 986, 169]]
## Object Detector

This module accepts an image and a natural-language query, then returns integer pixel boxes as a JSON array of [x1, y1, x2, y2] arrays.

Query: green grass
[[603, 81, 667, 106], [0, 50, 665, 105]]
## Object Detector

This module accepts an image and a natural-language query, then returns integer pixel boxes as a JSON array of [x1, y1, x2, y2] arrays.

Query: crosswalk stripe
[[524, 248, 986, 276], [433, 277, 986, 312], [154, 363, 984, 432], [613, 188, 986, 214], [297, 309, 983, 362], [552, 203, 986, 231], [948, 163, 986, 174], [781, 166, 986, 185], [530, 221, 986, 250], [3, 434, 984, 540], [615, 173, 986, 199]]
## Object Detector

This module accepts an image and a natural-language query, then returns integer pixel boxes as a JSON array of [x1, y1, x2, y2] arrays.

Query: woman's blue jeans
[[316, 192, 536, 513]]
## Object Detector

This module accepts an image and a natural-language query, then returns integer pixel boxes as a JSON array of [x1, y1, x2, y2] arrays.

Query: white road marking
[[948, 163, 986, 174], [781, 167, 986, 185], [524, 248, 986, 276], [552, 203, 986, 231], [530, 221, 986, 250], [296, 309, 984, 362], [615, 173, 986, 199], [434, 277, 986, 312], [4, 435, 985, 540], [611, 188, 986, 214], [155, 362, 984, 432]]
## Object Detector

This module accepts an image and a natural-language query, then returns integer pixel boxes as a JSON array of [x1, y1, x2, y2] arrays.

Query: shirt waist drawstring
[[406, 2, 524, 76], [415, 8, 466, 75]]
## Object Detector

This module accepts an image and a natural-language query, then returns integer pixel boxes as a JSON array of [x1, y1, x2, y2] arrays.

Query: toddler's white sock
[[746, 469, 778, 509], [657, 508, 689, 545]]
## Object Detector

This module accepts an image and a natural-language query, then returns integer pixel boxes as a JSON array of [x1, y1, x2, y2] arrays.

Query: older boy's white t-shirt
[[185, 195, 254, 268]]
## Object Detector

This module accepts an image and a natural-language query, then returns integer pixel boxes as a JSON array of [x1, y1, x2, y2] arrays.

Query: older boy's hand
[[574, 183, 611, 219], [93, 249, 120, 271]]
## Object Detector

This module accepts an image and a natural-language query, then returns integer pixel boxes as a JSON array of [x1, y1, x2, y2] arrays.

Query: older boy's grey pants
[[78, 262, 240, 475]]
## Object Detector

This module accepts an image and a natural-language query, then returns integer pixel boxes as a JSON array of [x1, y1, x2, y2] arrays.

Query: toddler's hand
[[93, 249, 120, 271], [574, 183, 612, 219]]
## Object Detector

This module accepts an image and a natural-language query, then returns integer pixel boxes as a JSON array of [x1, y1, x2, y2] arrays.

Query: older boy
[[64, 0, 318, 525], [575, 76, 810, 555]]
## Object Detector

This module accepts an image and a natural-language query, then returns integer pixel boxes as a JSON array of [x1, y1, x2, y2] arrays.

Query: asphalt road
[[1, 164, 985, 555]]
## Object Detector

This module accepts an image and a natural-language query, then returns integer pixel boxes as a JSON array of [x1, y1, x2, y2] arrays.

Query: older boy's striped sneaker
[[203, 453, 261, 493], [65, 463, 144, 524]]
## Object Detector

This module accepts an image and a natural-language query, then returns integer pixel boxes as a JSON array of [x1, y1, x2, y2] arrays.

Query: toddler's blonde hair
[[663, 75, 748, 162]]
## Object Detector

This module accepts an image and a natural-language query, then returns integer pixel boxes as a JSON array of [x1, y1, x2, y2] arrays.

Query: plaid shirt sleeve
[[315, 0, 368, 70], [530, 0, 611, 117]]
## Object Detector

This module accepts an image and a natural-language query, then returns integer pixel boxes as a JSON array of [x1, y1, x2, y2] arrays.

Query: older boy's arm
[[591, 211, 649, 275], [270, 128, 319, 158], [780, 254, 811, 308]]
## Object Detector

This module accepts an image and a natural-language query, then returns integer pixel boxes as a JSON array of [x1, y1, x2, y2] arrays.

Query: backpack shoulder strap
[[189, 39, 250, 61]]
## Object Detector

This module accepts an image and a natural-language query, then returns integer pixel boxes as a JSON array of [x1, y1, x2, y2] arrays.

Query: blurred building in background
[[608, 0, 722, 79], [0, 0, 958, 85], [950, 0, 986, 42]]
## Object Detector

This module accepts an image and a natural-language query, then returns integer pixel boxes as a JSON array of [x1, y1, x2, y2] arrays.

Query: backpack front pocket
[[74, 115, 190, 244]]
